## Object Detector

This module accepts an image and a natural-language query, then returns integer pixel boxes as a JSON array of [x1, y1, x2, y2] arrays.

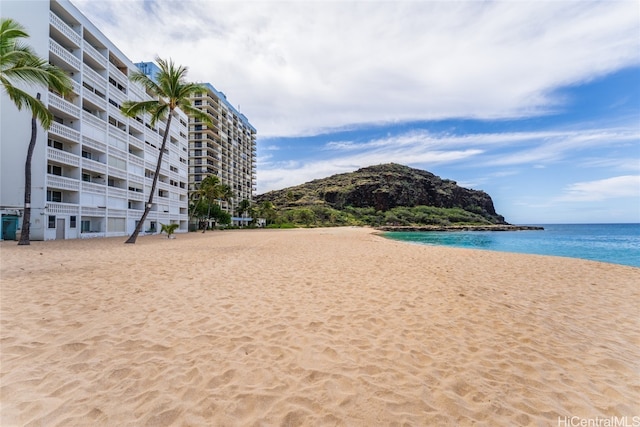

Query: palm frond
[[121, 99, 161, 118], [2, 83, 52, 128]]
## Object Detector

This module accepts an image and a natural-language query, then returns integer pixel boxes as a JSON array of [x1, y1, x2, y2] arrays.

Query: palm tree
[[160, 223, 179, 238], [1, 18, 73, 245], [120, 57, 211, 244], [197, 175, 223, 232]]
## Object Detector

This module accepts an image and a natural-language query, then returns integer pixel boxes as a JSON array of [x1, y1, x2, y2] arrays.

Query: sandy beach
[[1, 227, 638, 426]]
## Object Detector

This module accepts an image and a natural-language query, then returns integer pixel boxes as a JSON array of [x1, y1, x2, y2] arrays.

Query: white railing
[[107, 209, 127, 217], [83, 64, 106, 88], [46, 202, 79, 215], [129, 118, 144, 134], [47, 147, 80, 167], [128, 137, 144, 151], [108, 126, 128, 143], [81, 207, 106, 216], [48, 92, 80, 118], [49, 122, 80, 143], [47, 175, 80, 191], [128, 154, 144, 167], [82, 158, 107, 174], [49, 12, 81, 46], [82, 135, 107, 152], [83, 42, 108, 69], [108, 167, 127, 180], [128, 192, 145, 202], [83, 89, 107, 110], [107, 186, 127, 198], [108, 63, 128, 87], [82, 182, 106, 193], [82, 111, 107, 130], [129, 85, 146, 102], [108, 87, 126, 106], [49, 38, 80, 70]]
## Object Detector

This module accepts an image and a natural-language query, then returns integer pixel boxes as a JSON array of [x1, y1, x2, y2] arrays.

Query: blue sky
[[73, 0, 640, 224]]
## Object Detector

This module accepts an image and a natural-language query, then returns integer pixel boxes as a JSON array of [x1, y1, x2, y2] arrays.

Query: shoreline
[[1, 227, 638, 425], [375, 224, 544, 232]]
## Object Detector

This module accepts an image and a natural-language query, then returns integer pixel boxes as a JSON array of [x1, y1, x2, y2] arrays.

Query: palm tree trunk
[[125, 112, 174, 243], [18, 93, 40, 245]]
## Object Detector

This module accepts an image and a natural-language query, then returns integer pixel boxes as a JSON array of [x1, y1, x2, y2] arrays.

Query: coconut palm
[[160, 223, 179, 238], [1, 18, 73, 245], [120, 57, 211, 244]]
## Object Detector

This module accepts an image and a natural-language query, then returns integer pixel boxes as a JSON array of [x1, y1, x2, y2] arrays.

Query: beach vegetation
[[255, 164, 508, 227], [160, 223, 179, 238], [1, 18, 73, 245], [120, 57, 212, 244]]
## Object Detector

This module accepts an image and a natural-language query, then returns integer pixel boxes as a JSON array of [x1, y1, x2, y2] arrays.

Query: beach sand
[[1, 227, 638, 426]]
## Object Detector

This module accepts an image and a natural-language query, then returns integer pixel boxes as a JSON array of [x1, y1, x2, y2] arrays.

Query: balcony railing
[[107, 186, 127, 198], [83, 64, 106, 91], [49, 12, 81, 46], [46, 202, 79, 215], [47, 175, 80, 191], [108, 63, 128, 89], [49, 38, 80, 71], [47, 147, 80, 167], [49, 92, 80, 118], [108, 167, 127, 181], [82, 135, 107, 152], [81, 206, 106, 216], [83, 89, 107, 110], [82, 158, 107, 175], [82, 181, 106, 194], [83, 42, 108, 69], [49, 122, 80, 144]]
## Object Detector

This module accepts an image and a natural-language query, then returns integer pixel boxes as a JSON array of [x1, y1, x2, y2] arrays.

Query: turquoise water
[[384, 223, 640, 268]]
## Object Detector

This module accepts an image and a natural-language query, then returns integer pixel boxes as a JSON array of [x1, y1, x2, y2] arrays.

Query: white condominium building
[[0, 0, 190, 241]]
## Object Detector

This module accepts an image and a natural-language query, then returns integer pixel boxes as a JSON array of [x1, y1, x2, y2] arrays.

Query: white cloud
[[72, 0, 640, 137], [256, 125, 639, 192], [557, 175, 640, 202]]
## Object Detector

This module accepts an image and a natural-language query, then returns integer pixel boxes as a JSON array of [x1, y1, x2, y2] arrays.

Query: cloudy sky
[[73, 0, 640, 224]]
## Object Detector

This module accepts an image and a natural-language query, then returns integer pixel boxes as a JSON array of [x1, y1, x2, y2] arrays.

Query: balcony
[[82, 135, 107, 153], [49, 122, 80, 144], [81, 206, 106, 216], [49, 39, 80, 71], [108, 63, 128, 90], [108, 167, 127, 181], [46, 202, 79, 215], [49, 12, 81, 47], [83, 64, 106, 92], [49, 92, 80, 118], [83, 42, 108, 69], [128, 154, 144, 168], [107, 186, 128, 198], [47, 175, 80, 191], [47, 147, 80, 168], [83, 89, 107, 111], [82, 158, 107, 175], [82, 181, 106, 194]]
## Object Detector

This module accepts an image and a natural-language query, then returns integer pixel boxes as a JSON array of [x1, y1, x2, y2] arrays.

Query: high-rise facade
[[188, 84, 257, 225], [0, 0, 190, 241]]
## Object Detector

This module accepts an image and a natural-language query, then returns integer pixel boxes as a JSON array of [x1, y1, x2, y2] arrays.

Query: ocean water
[[383, 223, 640, 268]]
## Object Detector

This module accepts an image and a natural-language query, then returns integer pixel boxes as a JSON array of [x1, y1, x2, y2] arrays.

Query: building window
[[48, 215, 56, 228], [70, 216, 76, 228], [82, 150, 92, 159], [48, 139, 63, 150], [47, 164, 62, 176], [47, 190, 62, 202], [81, 220, 91, 233]]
